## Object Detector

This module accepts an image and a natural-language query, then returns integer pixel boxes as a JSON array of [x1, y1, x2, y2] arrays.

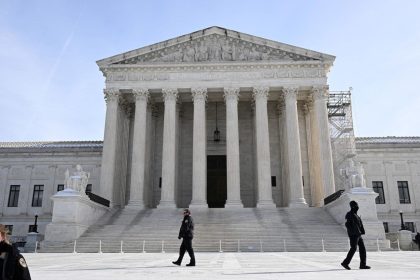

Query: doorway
[[207, 155, 227, 208]]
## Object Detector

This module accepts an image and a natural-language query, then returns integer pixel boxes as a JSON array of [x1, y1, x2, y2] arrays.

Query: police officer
[[0, 224, 15, 280], [0, 224, 31, 280], [341, 201, 371, 270], [172, 209, 195, 266]]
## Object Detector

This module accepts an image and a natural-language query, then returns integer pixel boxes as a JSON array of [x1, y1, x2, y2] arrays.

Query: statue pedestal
[[324, 187, 386, 239], [24, 232, 42, 252], [44, 189, 108, 242], [398, 230, 413, 250]]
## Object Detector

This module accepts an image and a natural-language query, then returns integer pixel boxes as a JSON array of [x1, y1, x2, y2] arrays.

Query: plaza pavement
[[25, 252, 420, 280]]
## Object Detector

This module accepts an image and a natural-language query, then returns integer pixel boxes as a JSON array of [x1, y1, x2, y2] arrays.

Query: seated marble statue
[[341, 160, 367, 189], [64, 165, 90, 194]]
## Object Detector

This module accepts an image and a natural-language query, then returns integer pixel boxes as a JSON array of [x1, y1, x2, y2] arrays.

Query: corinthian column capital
[[311, 85, 329, 100], [162, 88, 178, 102], [252, 86, 270, 101], [191, 87, 208, 102], [132, 88, 150, 102], [282, 87, 299, 101], [223, 87, 240, 102], [103, 88, 120, 103]]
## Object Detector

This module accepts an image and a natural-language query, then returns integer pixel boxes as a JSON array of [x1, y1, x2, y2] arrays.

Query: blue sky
[[1, 0, 419, 141]]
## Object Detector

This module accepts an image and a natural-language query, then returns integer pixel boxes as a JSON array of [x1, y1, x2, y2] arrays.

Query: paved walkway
[[25, 252, 420, 280]]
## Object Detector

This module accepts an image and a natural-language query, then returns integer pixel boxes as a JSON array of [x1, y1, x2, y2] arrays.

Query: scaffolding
[[328, 88, 356, 191]]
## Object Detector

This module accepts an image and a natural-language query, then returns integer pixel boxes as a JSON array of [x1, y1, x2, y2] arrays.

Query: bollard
[[73, 240, 77, 254], [376, 238, 381, 252], [34, 241, 38, 253], [321, 239, 326, 252], [397, 238, 401, 251], [120, 240, 124, 254], [260, 240, 263, 252], [99, 240, 102, 254], [283, 240, 287, 252], [161, 240, 165, 253], [219, 240, 223, 253], [142, 240, 146, 253]]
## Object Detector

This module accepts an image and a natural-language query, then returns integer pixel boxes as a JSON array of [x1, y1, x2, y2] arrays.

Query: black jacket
[[178, 215, 194, 239], [345, 210, 365, 237], [0, 242, 31, 280], [0, 241, 15, 280]]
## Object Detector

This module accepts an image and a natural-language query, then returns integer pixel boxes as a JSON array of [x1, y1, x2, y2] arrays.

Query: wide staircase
[[40, 207, 390, 253]]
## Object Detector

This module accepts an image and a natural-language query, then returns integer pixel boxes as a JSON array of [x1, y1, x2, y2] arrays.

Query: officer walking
[[341, 201, 371, 270], [172, 209, 195, 266]]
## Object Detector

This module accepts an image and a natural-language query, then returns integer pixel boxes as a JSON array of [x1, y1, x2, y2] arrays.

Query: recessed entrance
[[207, 155, 227, 208]]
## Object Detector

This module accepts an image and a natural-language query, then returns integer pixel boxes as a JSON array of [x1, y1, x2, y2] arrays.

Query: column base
[[125, 201, 146, 210], [157, 200, 177, 209], [225, 200, 244, 208], [257, 200, 276, 208], [189, 200, 208, 209], [288, 200, 308, 208]]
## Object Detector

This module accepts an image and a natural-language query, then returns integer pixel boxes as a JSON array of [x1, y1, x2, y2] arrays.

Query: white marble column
[[127, 88, 150, 209], [312, 86, 336, 197], [158, 88, 178, 208], [277, 102, 289, 207], [307, 102, 324, 206], [253, 86, 275, 208], [99, 88, 120, 206], [283, 87, 307, 207], [190, 88, 208, 208], [224, 87, 243, 208]]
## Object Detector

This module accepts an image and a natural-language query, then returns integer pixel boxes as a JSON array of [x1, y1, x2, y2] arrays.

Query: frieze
[[105, 67, 325, 83], [113, 34, 318, 65]]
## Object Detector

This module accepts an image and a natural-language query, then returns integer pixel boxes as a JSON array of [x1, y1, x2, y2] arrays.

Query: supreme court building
[[1, 27, 420, 241], [97, 26, 335, 210]]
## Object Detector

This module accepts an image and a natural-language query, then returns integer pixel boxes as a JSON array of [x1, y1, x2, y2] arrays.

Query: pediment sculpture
[[114, 34, 318, 64]]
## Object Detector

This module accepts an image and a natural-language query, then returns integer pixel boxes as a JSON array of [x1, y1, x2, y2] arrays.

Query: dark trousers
[[343, 235, 366, 267], [176, 238, 195, 264]]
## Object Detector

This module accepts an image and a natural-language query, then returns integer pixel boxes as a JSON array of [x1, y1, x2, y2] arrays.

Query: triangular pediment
[[97, 26, 335, 67]]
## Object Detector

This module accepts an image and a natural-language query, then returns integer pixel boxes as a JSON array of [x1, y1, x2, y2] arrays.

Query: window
[[5, 225, 13, 235], [383, 222, 389, 233], [57, 184, 64, 192], [8, 185, 20, 207], [398, 181, 411, 204], [372, 181, 385, 204], [31, 185, 44, 207], [85, 184, 92, 194], [405, 222, 416, 233], [159, 177, 162, 189], [271, 176, 276, 187]]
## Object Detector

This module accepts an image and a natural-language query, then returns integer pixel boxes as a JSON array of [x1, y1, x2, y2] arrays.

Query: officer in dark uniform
[[341, 201, 371, 270], [0, 224, 31, 280], [172, 209, 195, 266]]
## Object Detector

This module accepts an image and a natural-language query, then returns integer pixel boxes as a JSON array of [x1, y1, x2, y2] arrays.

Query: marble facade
[[96, 26, 336, 209]]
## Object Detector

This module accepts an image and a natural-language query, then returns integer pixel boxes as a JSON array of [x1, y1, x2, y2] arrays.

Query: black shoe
[[360, 265, 371, 269], [341, 263, 351, 270], [172, 261, 181, 266], [186, 263, 195, 266]]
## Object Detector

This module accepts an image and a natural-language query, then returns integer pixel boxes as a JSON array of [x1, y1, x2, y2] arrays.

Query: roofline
[[96, 26, 335, 67]]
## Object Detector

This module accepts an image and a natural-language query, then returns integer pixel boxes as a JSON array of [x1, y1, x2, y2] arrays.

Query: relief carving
[[114, 34, 317, 65]]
